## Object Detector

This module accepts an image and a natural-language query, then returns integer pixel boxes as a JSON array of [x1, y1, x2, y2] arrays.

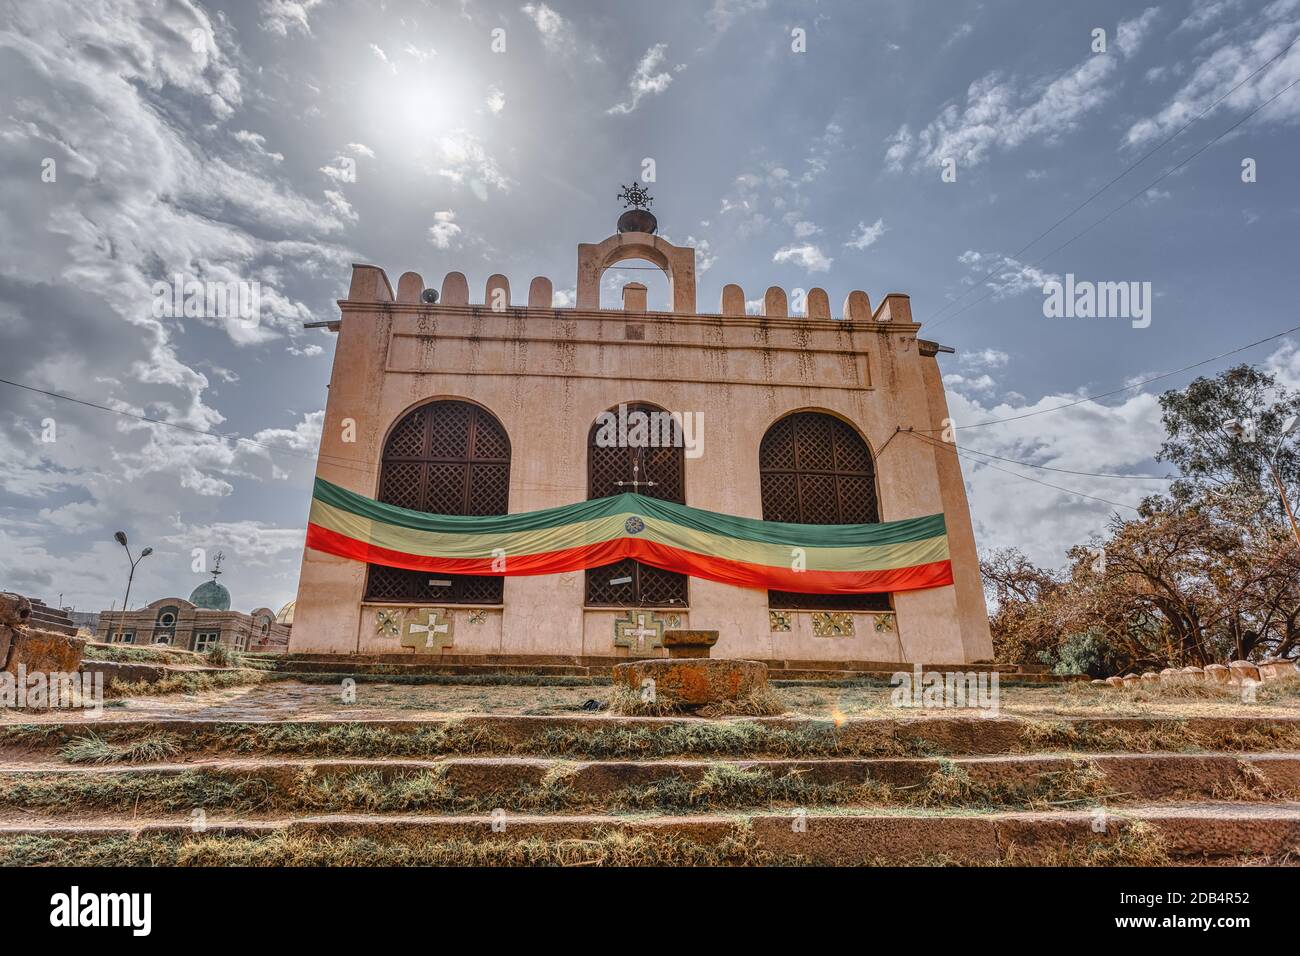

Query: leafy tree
[[985, 364, 1300, 673], [1157, 364, 1300, 525]]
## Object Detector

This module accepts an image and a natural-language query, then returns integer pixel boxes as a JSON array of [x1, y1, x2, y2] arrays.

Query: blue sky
[[1, 0, 1298, 615]]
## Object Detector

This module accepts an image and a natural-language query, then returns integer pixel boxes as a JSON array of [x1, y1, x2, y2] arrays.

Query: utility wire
[[919, 320, 1300, 432], [0, 375, 375, 477], [905, 430, 1140, 511], [901, 428, 1175, 480], [925, 36, 1300, 328], [929, 73, 1300, 333]]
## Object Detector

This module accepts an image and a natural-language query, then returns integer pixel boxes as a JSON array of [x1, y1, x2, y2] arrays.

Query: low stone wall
[[1093, 659, 1298, 689]]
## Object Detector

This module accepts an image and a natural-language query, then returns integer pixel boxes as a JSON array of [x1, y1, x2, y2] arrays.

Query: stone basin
[[612, 629, 768, 709]]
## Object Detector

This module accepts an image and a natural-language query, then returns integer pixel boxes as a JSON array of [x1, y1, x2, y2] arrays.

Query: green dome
[[189, 579, 231, 611]]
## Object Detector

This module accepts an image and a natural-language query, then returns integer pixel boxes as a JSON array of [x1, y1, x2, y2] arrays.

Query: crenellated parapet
[[341, 262, 918, 327]]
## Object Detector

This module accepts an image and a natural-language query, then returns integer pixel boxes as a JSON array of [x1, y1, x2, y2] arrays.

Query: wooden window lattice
[[760, 412, 890, 612], [365, 401, 509, 605], [585, 403, 689, 608]]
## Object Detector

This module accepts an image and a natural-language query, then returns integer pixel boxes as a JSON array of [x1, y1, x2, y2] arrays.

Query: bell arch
[[576, 233, 696, 313]]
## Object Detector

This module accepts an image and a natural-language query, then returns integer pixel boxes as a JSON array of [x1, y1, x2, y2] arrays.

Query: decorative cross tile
[[613, 609, 664, 651], [873, 613, 896, 634], [768, 610, 793, 633], [811, 612, 854, 638], [401, 607, 454, 651], [375, 609, 403, 637]]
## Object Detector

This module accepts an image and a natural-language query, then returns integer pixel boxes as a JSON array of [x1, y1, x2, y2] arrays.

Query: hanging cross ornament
[[613, 451, 657, 490], [617, 182, 653, 210]]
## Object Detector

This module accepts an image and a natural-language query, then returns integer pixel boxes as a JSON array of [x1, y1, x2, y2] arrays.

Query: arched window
[[759, 411, 889, 611], [365, 400, 510, 604], [585, 402, 688, 607]]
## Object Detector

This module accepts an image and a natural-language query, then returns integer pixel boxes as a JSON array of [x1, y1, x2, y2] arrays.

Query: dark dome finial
[[617, 182, 658, 234]]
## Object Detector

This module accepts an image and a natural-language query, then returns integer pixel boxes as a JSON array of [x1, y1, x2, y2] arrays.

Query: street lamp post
[[1223, 416, 1300, 545], [113, 531, 153, 644]]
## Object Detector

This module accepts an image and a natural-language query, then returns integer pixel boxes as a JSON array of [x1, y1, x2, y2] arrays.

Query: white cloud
[[1177, 0, 1243, 33], [945, 22, 974, 47], [943, 372, 998, 394], [707, 0, 769, 32], [521, 3, 596, 60], [428, 210, 462, 249], [0, 0, 358, 614], [403, 43, 436, 61], [773, 243, 833, 272], [486, 85, 506, 114], [434, 130, 512, 193], [323, 189, 357, 222], [958, 250, 1059, 300], [260, 0, 324, 37], [369, 43, 396, 73], [1125, 4, 1300, 147], [686, 236, 716, 273], [948, 387, 1166, 567], [845, 218, 888, 250], [252, 409, 324, 454], [961, 348, 1010, 369], [608, 44, 681, 115], [233, 130, 283, 163], [888, 8, 1159, 172], [160, 519, 307, 565]]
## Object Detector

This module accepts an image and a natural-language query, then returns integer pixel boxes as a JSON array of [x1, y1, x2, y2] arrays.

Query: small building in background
[[95, 571, 290, 653], [66, 611, 100, 638]]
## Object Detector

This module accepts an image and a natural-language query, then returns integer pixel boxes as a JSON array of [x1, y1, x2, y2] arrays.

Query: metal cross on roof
[[617, 182, 653, 210]]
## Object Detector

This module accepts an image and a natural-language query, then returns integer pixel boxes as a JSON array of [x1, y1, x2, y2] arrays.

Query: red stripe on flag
[[306, 523, 952, 595]]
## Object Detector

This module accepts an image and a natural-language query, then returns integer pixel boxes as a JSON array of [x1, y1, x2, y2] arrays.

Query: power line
[[928, 73, 1300, 334], [902, 428, 1175, 480], [923, 319, 1300, 431], [0, 375, 374, 477], [905, 430, 1140, 511], [925, 36, 1300, 328]]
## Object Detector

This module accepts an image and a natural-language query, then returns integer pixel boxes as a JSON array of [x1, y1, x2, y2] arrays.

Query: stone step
[[24, 601, 77, 637], [278, 661, 594, 677], [1, 752, 1297, 815], [270, 655, 1079, 683], [5, 714, 1300, 762], [79, 659, 241, 686], [1, 802, 1296, 865]]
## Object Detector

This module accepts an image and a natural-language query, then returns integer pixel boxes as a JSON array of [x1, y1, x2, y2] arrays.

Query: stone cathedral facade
[[290, 206, 993, 665]]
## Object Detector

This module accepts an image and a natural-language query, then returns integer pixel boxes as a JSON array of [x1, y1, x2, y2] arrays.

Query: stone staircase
[[267, 652, 1075, 684], [0, 713, 1297, 865], [22, 599, 76, 637]]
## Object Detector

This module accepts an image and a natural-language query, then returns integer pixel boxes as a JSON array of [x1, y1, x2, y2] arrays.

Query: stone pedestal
[[611, 629, 768, 710], [3, 629, 86, 676], [1, 591, 87, 675], [661, 629, 718, 659]]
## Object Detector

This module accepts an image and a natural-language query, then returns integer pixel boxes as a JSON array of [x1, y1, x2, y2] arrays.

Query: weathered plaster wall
[[291, 234, 993, 663]]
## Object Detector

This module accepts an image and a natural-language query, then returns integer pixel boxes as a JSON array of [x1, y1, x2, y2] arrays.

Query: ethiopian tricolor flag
[[306, 477, 953, 594]]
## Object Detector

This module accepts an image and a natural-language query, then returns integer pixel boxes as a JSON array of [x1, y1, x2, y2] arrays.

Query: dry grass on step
[[605, 684, 786, 718]]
